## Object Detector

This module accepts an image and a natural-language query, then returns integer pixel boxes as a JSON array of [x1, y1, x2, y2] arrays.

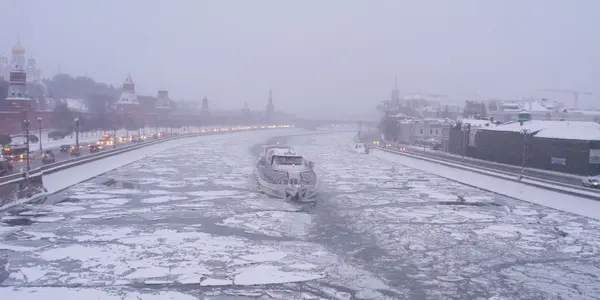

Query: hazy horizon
[[1, 0, 599, 118]]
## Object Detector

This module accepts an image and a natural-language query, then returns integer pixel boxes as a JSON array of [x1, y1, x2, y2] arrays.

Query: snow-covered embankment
[[371, 148, 600, 220]]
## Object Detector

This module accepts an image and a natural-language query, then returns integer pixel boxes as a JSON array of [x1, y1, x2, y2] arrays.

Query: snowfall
[[1, 130, 600, 299]]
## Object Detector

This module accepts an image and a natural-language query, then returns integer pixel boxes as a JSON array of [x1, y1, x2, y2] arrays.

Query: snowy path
[[0, 131, 599, 299]]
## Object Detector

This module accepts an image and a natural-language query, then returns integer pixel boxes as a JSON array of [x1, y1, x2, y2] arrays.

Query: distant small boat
[[350, 141, 368, 154]]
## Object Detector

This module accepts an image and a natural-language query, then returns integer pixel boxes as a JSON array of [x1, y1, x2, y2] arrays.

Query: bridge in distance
[[293, 118, 379, 130]]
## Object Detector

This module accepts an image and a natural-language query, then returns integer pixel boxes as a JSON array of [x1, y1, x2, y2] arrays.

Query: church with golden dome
[[11, 41, 25, 55], [2, 39, 34, 110], [0, 40, 41, 84]]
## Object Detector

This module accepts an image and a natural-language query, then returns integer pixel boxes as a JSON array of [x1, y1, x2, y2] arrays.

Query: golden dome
[[12, 42, 25, 54]]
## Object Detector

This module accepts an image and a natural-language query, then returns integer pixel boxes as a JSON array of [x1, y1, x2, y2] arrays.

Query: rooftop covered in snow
[[460, 118, 493, 127], [480, 120, 600, 141]]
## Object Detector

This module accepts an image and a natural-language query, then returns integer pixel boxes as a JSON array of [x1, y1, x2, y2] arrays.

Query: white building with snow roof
[[480, 120, 600, 141]]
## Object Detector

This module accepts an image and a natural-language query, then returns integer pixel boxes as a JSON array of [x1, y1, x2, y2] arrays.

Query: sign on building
[[551, 157, 567, 165], [589, 149, 600, 164]]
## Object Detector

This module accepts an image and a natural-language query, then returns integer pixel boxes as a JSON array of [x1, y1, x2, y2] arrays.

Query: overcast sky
[[1, 0, 599, 118]]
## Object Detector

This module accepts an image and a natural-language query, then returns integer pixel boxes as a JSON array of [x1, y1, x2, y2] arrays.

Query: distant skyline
[[1, 0, 599, 117]]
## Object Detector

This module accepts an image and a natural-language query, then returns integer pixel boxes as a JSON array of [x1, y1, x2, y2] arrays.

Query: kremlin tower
[[26, 57, 41, 83], [116, 74, 140, 113], [200, 96, 209, 116], [155, 90, 171, 110], [266, 89, 274, 117], [4, 40, 33, 110]]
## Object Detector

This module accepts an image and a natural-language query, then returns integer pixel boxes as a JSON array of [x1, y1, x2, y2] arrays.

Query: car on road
[[2, 144, 28, 161], [20, 150, 35, 161], [41, 150, 56, 164], [582, 176, 600, 188], [69, 145, 83, 152], [89, 144, 102, 153], [0, 159, 13, 175], [59, 144, 71, 153]]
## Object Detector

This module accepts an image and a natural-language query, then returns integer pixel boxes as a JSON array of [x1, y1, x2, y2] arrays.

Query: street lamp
[[461, 123, 471, 161], [74, 117, 80, 154], [37, 117, 43, 151], [519, 128, 531, 180], [22, 120, 31, 172], [154, 115, 158, 138], [168, 113, 173, 136]]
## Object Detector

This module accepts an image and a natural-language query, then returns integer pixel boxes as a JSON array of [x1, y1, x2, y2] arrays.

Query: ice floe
[[140, 195, 188, 204]]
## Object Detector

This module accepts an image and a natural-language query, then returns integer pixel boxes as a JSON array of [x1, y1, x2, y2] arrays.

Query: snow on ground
[[370, 148, 600, 220], [11, 131, 103, 151], [2, 131, 600, 299]]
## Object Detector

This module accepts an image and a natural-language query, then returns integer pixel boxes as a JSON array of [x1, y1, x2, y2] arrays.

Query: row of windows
[[410, 127, 441, 135]]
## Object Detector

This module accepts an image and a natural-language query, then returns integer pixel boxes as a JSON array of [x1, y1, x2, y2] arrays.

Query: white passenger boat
[[350, 141, 368, 154], [349, 134, 369, 154], [256, 145, 318, 201]]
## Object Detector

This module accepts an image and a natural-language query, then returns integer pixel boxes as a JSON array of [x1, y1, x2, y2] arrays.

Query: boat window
[[274, 156, 303, 165]]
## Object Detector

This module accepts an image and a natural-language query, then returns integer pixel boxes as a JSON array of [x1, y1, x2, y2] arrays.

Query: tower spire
[[391, 76, 400, 107], [266, 89, 274, 116], [116, 74, 139, 108]]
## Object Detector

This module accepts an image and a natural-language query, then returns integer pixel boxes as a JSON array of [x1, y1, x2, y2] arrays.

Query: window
[[274, 156, 303, 165], [430, 129, 433, 135], [436, 129, 439, 135], [420, 129, 423, 134]]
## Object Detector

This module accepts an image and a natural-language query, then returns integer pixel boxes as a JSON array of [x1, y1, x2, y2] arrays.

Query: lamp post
[[519, 128, 531, 180], [37, 117, 43, 151], [169, 113, 173, 136], [74, 117, 80, 154], [461, 123, 470, 161], [22, 120, 31, 172], [154, 115, 158, 138], [113, 126, 117, 149]]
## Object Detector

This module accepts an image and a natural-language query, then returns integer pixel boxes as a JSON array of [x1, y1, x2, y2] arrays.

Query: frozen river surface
[[1, 131, 600, 300]]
